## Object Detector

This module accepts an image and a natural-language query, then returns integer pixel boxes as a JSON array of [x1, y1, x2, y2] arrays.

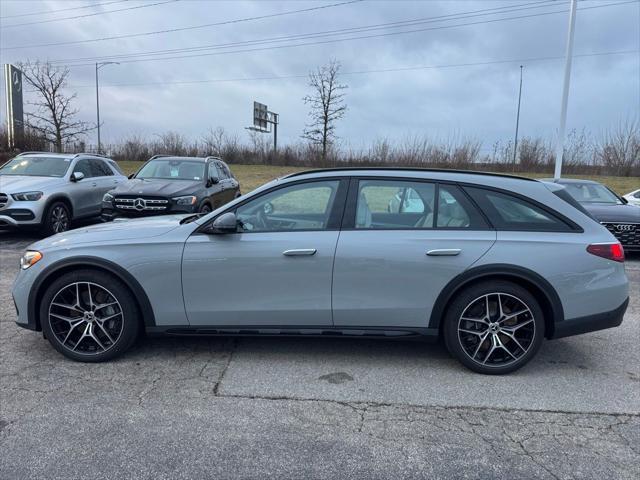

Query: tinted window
[[563, 183, 622, 205], [91, 159, 113, 177], [108, 160, 123, 174], [216, 163, 228, 180], [221, 163, 233, 179], [73, 159, 95, 178], [136, 159, 205, 181], [466, 187, 573, 232], [435, 185, 487, 229], [0, 156, 71, 177], [356, 180, 434, 229], [236, 180, 339, 232]]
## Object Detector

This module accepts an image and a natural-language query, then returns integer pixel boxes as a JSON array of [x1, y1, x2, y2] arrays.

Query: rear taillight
[[586, 243, 625, 262]]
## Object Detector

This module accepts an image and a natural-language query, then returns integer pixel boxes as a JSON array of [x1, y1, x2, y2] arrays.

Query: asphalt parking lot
[[1, 230, 638, 480]]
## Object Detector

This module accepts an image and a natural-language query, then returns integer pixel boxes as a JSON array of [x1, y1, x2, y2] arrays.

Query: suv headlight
[[12, 191, 43, 201], [20, 250, 42, 270], [172, 195, 197, 205], [103, 192, 114, 202]]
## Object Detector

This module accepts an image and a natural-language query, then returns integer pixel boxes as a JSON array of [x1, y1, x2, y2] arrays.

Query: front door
[[332, 178, 496, 328], [182, 178, 347, 326]]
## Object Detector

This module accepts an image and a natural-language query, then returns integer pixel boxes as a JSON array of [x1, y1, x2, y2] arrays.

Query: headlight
[[20, 250, 42, 270], [103, 193, 114, 202], [12, 191, 43, 201], [172, 195, 197, 205]]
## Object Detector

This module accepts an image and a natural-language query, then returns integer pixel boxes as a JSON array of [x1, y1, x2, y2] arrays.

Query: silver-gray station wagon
[[12, 168, 629, 374]]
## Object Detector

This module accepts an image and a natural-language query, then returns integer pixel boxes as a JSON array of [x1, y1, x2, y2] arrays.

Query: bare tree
[[596, 120, 640, 176], [18, 61, 93, 152], [302, 59, 347, 162]]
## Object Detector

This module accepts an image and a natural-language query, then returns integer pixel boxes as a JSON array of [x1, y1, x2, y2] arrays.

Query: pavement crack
[[213, 339, 238, 396]]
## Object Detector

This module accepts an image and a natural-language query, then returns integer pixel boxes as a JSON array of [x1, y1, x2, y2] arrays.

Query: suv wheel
[[443, 281, 544, 374], [40, 270, 140, 362], [42, 201, 71, 236], [199, 203, 212, 214]]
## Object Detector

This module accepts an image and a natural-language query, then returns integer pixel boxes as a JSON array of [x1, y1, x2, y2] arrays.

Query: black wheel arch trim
[[27, 256, 156, 331], [429, 263, 565, 337]]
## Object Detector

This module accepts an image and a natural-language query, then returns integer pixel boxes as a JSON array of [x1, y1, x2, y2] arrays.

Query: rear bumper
[[552, 298, 628, 339]]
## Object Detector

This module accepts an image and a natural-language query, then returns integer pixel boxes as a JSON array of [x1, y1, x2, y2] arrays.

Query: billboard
[[253, 101, 268, 131], [4, 64, 24, 149]]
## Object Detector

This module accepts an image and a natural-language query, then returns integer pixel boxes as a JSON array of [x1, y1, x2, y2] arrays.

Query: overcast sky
[[1, 0, 639, 152]]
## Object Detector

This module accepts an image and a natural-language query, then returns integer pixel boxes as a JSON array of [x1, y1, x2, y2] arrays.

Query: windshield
[[563, 183, 623, 205], [136, 159, 205, 181], [0, 156, 71, 177]]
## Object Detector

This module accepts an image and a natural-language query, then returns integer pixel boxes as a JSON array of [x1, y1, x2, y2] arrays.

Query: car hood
[[0, 175, 63, 193], [30, 215, 190, 250], [109, 178, 202, 197], [582, 203, 640, 223]]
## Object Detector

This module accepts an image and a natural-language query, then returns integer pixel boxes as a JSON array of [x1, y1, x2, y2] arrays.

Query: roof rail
[[15, 151, 53, 156], [149, 154, 172, 160], [70, 152, 112, 159], [205, 156, 222, 161], [283, 167, 537, 182]]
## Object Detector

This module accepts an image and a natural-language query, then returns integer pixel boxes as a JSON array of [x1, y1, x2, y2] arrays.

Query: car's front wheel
[[40, 270, 139, 362], [42, 201, 71, 236], [443, 281, 544, 374]]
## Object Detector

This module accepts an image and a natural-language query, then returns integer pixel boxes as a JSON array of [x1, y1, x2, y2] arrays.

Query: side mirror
[[70, 171, 85, 182], [210, 212, 237, 234], [209, 176, 219, 185]]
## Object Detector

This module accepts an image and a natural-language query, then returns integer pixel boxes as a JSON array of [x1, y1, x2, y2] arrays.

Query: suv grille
[[114, 196, 169, 212], [602, 222, 640, 248], [0, 193, 7, 209]]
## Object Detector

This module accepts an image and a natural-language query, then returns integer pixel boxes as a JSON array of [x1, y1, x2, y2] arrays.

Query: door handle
[[91, 182, 97, 187], [426, 249, 461, 256], [283, 249, 317, 256]]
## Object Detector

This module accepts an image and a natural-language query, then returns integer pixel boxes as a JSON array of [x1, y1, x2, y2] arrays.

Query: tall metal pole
[[513, 65, 523, 170], [554, 0, 578, 180], [95, 62, 119, 155], [273, 113, 278, 153], [95, 63, 101, 154]]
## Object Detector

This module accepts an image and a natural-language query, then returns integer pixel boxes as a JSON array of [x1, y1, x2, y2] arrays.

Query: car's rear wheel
[[42, 201, 71, 236], [443, 281, 544, 374], [40, 270, 139, 362]]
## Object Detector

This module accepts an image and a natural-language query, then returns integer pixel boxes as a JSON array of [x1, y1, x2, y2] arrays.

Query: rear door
[[332, 178, 496, 328], [90, 159, 122, 212]]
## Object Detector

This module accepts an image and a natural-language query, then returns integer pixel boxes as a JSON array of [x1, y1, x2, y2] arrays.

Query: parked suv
[[101, 155, 240, 220], [0, 152, 126, 235], [13, 168, 629, 373]]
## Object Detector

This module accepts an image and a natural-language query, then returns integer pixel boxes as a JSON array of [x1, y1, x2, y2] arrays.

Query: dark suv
[[102, 155, 240, 220]]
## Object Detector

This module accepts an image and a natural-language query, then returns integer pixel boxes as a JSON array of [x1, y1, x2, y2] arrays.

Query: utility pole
[[513, 65, 523, 170], [554, 0, 578, 180], [95, 61, 119, 154], [272, 113, 279, 153]]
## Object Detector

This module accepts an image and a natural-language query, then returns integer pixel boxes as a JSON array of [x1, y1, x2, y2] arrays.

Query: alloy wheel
[[51, 205, 70, 233], [457, 293, 536, 368], [48, 282, 124, 355]]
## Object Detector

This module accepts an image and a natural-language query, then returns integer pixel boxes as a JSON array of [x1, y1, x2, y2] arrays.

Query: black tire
[[40, 269, 140, 362], [41, 201, 71, 236], [443, 281, 545, 375], [199, 202, 212, 214]]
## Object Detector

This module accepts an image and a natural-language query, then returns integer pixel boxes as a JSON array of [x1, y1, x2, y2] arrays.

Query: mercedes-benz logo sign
[[134, 198, 146, 211], [616, 224, 635, 232]]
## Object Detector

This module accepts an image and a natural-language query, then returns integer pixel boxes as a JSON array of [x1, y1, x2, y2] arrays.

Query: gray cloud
[[1, 0, 638, 149]]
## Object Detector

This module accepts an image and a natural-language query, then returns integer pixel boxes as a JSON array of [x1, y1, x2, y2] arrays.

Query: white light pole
[[513, 65, 524, 170], [95, 61, 119, 154], [553, 0, 578, 180]]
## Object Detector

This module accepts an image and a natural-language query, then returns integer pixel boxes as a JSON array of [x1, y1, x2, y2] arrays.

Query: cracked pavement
[[1, 231, 639, 479]]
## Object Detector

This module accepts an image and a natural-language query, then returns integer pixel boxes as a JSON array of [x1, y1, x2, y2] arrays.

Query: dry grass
[[117, 161, 637, 195]]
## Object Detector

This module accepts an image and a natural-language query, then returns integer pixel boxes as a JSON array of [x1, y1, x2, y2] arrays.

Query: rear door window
[[465, 187, 574, 232]]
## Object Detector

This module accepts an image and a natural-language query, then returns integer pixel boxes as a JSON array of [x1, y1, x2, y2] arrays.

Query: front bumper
[[101, 203, 197, 221], [551, 298, 629, 339]]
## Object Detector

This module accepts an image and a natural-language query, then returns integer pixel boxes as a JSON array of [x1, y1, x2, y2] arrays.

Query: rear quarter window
[[465, 187, 576, 232]]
